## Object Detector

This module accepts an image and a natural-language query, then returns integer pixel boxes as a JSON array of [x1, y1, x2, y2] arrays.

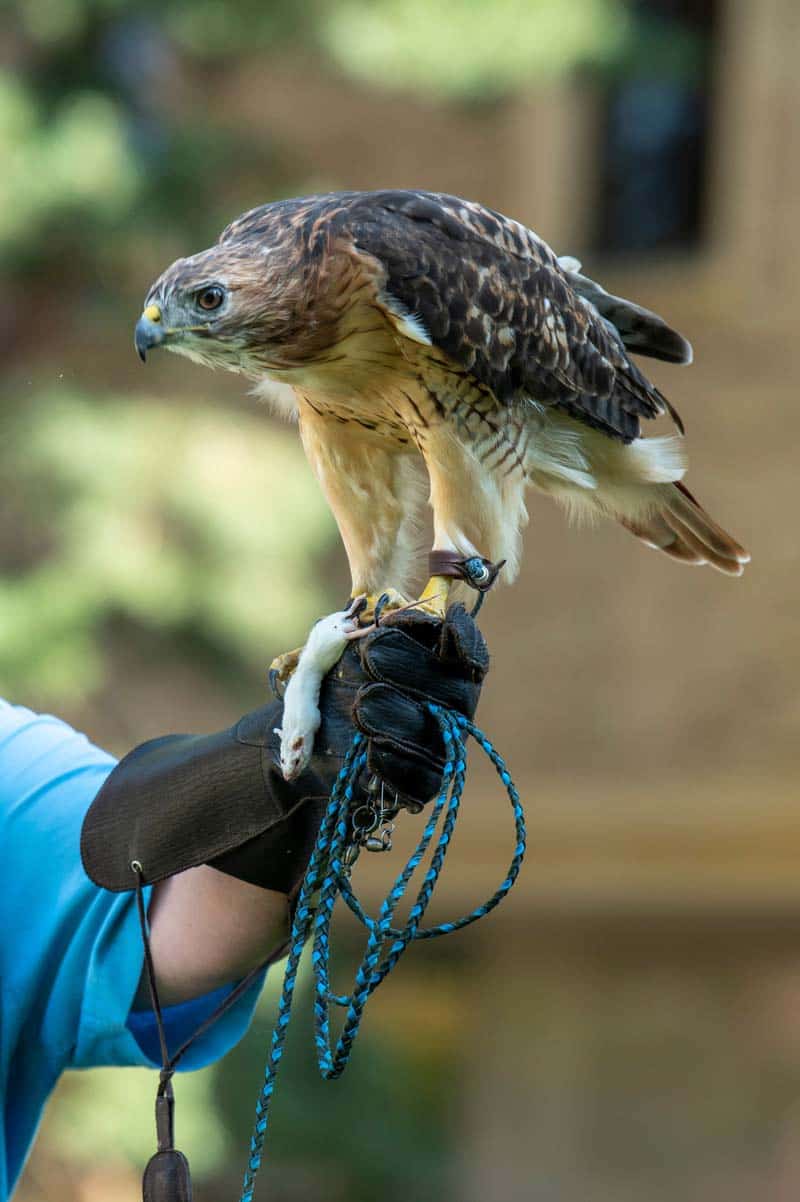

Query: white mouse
[[276, 598, 365, 782]]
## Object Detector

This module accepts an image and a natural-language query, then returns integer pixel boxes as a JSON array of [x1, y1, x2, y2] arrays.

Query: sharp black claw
[[350, 595, 369, 621], [268, 667, 284, 700], [373, 592, 391, 626]]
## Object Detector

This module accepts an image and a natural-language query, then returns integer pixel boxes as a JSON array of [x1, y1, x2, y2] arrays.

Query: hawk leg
[[416, 575, 452, 620], [413, 420, 516, 618], [297, 405, 423, 599]]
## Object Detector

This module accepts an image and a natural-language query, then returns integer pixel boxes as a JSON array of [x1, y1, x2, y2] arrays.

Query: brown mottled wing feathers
[[219, 190, 676, 443], [340, 191, 674, 442]]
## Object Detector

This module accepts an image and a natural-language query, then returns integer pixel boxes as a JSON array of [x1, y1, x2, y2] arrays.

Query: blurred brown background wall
[[2, 1, 799, 1199]]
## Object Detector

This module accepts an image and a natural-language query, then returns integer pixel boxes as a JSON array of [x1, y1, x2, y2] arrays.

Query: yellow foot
[[268, 646, 302, 696], [353, 578, 452, 630], [356, 588, 412, 627], [416, 574, 452, 620]]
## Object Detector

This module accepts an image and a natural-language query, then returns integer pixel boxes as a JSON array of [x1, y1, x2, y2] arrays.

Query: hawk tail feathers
[[619, 481, 750, 576], [527, 421, 746, 574]]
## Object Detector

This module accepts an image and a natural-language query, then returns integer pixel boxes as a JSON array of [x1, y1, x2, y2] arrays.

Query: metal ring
[[351, 805, 379, 834]]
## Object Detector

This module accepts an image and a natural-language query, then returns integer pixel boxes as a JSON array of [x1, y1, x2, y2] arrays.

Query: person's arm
[[133, 869, 289, 1008], [83, 605, 489, 1008]]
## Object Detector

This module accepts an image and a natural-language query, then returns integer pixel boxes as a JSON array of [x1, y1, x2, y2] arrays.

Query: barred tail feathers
[[618, 481, 750, 576], [525, 414, 748, 575]]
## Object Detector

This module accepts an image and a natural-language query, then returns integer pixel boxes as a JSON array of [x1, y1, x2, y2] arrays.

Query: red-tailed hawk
[[135, 190, 749, 628]]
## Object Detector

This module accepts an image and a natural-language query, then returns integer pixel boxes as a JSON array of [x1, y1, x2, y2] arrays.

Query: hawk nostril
[[143, 304, 162, 323]]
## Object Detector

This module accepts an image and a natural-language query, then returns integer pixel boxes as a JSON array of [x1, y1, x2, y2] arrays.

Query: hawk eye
[[196, 285, 225, 312]]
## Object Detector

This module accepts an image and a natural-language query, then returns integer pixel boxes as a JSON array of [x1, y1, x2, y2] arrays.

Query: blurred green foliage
[[324, 0, 630, 99], [0, 0, 633, 258], [0, 74, 139, 246], [0, 390, 333, 701]]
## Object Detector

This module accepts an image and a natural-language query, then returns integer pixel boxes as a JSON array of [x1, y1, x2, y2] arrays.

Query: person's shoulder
[[0, 698, 100, 756], [0, 699, 116, 810]]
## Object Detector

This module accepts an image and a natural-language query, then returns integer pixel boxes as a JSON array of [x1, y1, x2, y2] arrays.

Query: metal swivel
[[463, 557, 491, 586]]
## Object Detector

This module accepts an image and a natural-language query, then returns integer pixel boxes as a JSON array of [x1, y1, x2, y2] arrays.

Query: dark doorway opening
[[595, 0, 719, 254]]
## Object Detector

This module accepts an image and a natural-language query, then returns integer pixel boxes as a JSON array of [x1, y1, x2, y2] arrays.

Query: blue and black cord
[[239, 704, 526, 1202]]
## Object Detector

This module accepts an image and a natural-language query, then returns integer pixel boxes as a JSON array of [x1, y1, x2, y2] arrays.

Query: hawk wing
[[330, 190, 685, 443]]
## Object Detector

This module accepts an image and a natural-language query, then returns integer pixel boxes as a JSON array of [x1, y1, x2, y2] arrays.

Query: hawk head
[[134, 237, 305, 375]]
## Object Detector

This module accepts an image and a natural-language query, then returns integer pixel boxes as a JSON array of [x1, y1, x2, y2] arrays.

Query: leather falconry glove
[[80, 605, 489, 900]]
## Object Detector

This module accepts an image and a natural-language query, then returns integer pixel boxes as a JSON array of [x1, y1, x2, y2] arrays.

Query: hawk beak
[[135, 304, 166, 362]]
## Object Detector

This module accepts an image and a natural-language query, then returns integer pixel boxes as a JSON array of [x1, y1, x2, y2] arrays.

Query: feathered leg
[[418, 424, 528, 615], [297, 404, 424, 598], [270, 408, 415, 690], [271, 409, 420, 690]]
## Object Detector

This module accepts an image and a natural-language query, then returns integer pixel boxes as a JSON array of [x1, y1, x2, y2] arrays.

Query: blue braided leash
[[239, 704, 526, 1202]]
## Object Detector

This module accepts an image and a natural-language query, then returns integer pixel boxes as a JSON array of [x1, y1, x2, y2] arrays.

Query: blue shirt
[[0, 700, 265, 1199]]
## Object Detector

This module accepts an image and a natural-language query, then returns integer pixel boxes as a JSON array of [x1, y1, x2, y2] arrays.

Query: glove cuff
[[80, 702, 334, 893]]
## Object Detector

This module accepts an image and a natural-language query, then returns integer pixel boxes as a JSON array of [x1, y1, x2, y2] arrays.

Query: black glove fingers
[[366, 742, 444, 806], [353, 682, 447, 805], [437, 604, 490, 676], [352, 682, 443, 754], [376, 603, 488, 674], [359, 627, 481, 714]]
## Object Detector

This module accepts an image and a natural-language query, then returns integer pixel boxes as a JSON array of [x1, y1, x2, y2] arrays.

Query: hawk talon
[[268, 646, 303, 697], [344, 589, 450, 637], [342, 593, 375, 639], [346, 594, 369, 621], [373, 591, 392, 626], [354, 588, 412, 627]]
